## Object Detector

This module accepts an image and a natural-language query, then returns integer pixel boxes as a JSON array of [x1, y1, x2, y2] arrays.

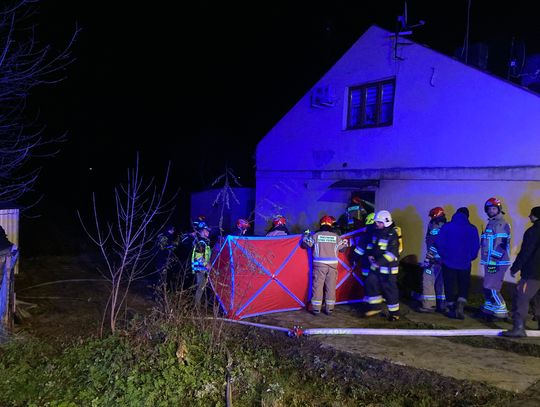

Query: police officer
[[190, 222, 212, 308]]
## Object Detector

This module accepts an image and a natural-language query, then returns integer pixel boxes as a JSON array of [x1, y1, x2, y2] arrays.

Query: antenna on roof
[[461, 0, 472, 65], [508, 36, 526, 80], [393, 0, 425, 60]]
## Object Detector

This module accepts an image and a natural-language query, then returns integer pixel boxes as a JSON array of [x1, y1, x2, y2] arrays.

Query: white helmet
[[374, 210, 393, 227]]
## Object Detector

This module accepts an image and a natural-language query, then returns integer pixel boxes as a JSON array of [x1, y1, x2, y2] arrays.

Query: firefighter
[[361, 210, 401, 321], [480, 197, 511, 320], [235, 218, 251, 236], [338, 197, 375, 233], [266, 215, 289, 236], [353, 212, 383, 313], [417, 207, 447, 313], [302, 215, 348, 315]]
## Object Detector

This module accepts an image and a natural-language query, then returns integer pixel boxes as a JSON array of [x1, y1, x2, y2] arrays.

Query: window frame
[[346, 78, 396, 130]]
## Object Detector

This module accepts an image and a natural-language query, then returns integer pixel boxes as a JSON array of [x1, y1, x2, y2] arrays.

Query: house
[[254, 25, 540, 278]]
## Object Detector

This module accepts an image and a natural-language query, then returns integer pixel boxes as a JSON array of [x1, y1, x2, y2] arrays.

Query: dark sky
[[25, 0, 540, 222]]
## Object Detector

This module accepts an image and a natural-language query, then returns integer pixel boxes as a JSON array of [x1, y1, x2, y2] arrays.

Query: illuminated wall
[[255, 25, 540, 278]]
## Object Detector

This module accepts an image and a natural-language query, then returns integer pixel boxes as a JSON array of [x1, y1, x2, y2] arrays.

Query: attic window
[[347, 78, 395, 129]]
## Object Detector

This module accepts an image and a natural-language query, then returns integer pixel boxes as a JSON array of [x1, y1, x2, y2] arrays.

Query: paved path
[[253, 304, 540, 393]]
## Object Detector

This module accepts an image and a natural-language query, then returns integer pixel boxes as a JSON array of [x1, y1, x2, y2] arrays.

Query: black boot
[[501, 319, 527, 337]]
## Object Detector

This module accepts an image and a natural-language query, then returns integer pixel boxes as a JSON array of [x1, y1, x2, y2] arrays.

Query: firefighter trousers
[[311, 263, 337, 312]]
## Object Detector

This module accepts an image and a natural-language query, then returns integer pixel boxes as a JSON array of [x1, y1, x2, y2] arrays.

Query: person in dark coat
[[501, 206, 540, 337], [436, 207, 480, 319], [154, 224, 180, 291]]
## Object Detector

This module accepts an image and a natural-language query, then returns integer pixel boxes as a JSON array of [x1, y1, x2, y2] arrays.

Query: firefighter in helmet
[[359, 210, 401, 321], [266, 215, 289, 236], [417, 207, 447, 313], [480, 197, 511, 319], [352, 211, 380, 312], [302, 215, 348, 315], [235, 218, 251, 236]]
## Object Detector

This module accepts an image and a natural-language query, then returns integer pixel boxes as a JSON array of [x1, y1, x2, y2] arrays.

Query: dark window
[[347, 79, 395, 129]]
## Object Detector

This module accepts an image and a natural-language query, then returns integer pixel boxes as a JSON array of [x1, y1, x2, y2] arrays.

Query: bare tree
[[211, 166, 241, 235], [78, 155, 177, 335], [0, 1, 78, 204]]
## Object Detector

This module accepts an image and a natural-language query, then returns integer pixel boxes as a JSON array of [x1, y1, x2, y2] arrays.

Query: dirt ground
[[11, 254, 540, 402]]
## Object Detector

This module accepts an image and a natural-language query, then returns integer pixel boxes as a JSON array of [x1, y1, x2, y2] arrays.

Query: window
[[346, 79, 395, 129]]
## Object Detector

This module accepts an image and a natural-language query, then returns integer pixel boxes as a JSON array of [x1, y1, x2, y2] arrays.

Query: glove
[[487, 264, 497, 273], [510, 268, 519, 277]]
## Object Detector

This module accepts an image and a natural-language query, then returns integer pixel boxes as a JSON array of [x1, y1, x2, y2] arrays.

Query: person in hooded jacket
[[302, 215, 348, 315], [480, 197, 511, 320], [417, 207, 447, 313], [436, 207, 480, 319], [501, 206, 540, 337]]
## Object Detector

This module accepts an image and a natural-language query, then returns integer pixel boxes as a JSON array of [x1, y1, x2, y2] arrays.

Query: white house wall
[[255, 171, 540, 280], [257, 25, 540, 172], [255, 25, 540, 278], [376, 178, 540, 280]]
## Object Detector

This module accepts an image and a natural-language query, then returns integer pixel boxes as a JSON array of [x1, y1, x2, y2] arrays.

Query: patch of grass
[[0, 312, 518, 407]]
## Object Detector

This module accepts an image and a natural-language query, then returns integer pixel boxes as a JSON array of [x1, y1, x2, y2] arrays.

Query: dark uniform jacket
[[424, 217, 445, 267], [366, 225, 400, 275], [353, 224, 375, 275], [510, 220, 540, 280]]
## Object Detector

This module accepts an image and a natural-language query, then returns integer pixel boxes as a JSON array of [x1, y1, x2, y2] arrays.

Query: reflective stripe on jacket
[[480, 214, 511, 266]]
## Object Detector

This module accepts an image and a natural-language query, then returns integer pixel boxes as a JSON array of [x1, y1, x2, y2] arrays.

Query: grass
[[1, 255, 534, 406]]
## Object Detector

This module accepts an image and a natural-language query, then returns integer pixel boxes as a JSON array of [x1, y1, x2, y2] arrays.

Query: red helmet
[[272, 215, 286, 227], [484, 197, 503, 214], [428, 207, 445, 219], [236, 218, 250, 229], [320, 215, 336, 227]]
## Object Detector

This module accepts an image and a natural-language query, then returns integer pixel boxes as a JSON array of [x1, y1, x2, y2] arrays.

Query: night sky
[[24, 0, 540, 228]]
